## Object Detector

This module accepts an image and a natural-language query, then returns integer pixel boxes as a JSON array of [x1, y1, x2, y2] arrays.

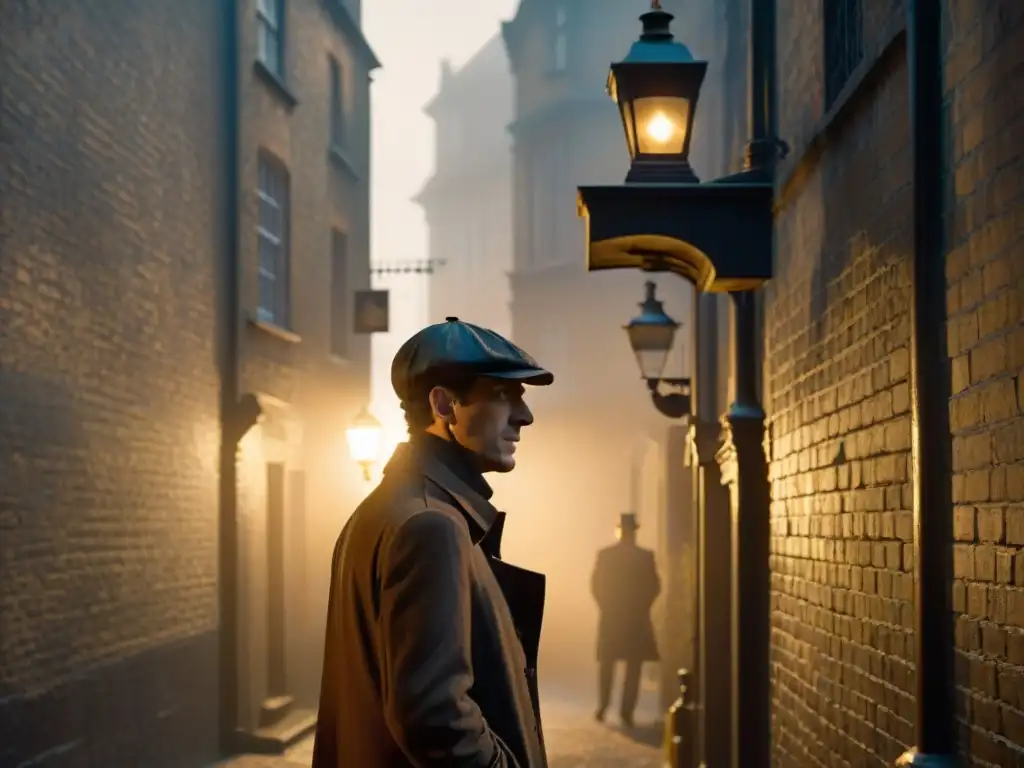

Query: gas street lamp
[[346, 406, 382, 481], [609, 0, 707, 183], [625, 280, 690, 419]]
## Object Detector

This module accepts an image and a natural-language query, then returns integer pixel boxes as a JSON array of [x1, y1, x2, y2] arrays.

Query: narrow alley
[[216, 700, 663, 768]]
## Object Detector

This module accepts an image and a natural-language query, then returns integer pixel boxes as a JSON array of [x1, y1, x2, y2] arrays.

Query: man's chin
[[483, 453, 516, 473], [493, 456, 516, 472]]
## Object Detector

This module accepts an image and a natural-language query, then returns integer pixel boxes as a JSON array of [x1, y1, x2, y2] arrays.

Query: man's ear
[[428, 387, 457, 424]]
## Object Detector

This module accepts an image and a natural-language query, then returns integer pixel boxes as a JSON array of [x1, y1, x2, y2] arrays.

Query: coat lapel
[[488, 557, 546, 669], [399, 442, 548, 669]]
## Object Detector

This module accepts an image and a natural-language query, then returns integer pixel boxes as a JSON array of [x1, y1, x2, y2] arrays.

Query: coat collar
[[385, 434, 504, 549]]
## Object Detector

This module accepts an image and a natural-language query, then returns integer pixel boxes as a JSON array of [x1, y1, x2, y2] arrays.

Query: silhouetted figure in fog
[[591, 512, 661, 728], [313, 317, 552, 768]]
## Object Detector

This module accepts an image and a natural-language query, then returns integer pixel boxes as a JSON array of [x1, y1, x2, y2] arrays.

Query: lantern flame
[[646, 112, 675, 144]]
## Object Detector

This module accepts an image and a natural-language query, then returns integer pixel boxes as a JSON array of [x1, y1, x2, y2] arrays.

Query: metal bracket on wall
[[369, 259, 447, 276], [647, 376, 692, 419]]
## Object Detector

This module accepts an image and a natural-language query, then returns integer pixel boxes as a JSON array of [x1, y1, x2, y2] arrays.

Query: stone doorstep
[[232, 707, 317, 756]]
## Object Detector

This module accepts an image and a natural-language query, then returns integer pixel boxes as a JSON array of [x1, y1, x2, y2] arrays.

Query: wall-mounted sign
[[354, 289, 389, 334]]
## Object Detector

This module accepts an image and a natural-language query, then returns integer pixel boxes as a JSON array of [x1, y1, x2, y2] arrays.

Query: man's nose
[[511, 400, 534, 427]]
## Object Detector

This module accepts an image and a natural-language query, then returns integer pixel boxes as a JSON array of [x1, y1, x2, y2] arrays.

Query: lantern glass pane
[[621, 100, 637, 159], [625, 323, 677, 379], [634, 96, 690, 155], [633, 348, 672, 380]]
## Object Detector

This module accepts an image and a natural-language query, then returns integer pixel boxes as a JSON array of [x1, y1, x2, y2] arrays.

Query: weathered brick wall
[[0, 1, 225, 765], [944, 0, 1024, 763], [768, 0, 916, 763]]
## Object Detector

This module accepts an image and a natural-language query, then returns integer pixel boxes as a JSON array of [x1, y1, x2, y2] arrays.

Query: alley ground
[[216, 698, 663, 768]]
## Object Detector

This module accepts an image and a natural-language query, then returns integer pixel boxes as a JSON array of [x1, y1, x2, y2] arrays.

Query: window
[[823, 0, 863, 107], [329, 57, 345, 149], [330, 230, 349, 356], [258, 153, 291, 326], [552, 6, 568, 72], [257, 0, 284, 76]]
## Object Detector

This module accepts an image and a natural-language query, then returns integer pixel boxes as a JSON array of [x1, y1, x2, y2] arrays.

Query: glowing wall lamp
[[346, 407, 382, 481], [608, 0, 707, 183]]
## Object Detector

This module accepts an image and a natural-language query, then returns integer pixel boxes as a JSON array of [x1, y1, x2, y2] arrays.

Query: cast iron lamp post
[[625, 280, 691, 419], [576, 3, 781, 768], [346, 406, 382, 481]]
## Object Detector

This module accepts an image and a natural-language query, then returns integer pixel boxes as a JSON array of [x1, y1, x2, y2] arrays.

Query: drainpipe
[[218, 0, 261, 753], [897, 1, 956, 765], [691, 292, 732, 768], [716, 0, 777, 766]]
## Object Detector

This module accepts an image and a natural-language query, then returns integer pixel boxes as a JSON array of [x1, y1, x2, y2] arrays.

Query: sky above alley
[[364, 0, 517, 267], [362, 0, 519, 457]]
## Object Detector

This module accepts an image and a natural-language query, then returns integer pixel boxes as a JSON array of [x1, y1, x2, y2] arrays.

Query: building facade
[[235, 0, 378, 743], [415, 36, 515, 336], [0, 0, 377, 764], [500, 0, 694, 694]]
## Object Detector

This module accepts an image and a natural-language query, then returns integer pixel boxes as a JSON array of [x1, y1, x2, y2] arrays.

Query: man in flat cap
[[591, 513, 661, 729], [313, 317, 552, 768]]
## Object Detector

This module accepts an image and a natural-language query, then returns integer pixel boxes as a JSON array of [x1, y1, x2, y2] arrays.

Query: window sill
[[777, 16, 906, 206], [248, 315, 301, 344], [329, 145, 361, 180], [254, 60, 298, 109]]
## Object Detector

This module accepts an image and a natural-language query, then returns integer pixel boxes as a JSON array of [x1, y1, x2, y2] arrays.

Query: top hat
[[618, 512, 640, 530]]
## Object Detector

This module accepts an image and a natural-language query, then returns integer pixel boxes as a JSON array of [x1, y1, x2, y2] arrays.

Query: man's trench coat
[[312, 439, 548, 768]]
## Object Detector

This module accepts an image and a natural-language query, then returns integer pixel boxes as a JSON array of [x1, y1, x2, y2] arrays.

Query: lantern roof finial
[[619, 0, 696, 64], [639, 0, 674, 42]]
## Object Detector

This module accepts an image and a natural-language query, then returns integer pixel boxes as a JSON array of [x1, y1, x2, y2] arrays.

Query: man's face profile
[[429, 378, 534, 472]]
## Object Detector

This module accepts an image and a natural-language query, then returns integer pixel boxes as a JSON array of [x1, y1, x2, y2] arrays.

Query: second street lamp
[[346, 406, 382, 481], [625, 280, 690, 419]]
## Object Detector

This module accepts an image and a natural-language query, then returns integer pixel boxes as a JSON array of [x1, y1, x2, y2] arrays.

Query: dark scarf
[[409, 432, 494, 502]]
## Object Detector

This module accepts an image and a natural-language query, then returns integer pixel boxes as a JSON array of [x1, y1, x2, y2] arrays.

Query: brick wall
[[944, 0, 1024, 763], [768, 0, 1024, 763], [0, 1, 225, 765], [768, 0, 917, 763]]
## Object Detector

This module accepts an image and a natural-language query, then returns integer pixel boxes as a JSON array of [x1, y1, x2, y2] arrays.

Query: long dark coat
[[591, 541, 661, 662], [312, 438, 548, 768]]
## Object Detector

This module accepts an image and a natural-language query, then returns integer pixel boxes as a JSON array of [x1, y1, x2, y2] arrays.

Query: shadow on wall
[[0, 371, 221, 767], [0, 371, 91, 699]]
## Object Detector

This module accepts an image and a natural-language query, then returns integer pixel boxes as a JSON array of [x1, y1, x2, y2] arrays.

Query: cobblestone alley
[[216, 699, 663, 768]]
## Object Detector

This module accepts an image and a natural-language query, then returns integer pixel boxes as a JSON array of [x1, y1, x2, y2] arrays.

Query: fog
[[354, 0, 722, 709]]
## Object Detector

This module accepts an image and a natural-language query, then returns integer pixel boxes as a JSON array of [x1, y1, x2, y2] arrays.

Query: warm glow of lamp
[[645, 111, 675, 144], [346, 407, 382, 481]]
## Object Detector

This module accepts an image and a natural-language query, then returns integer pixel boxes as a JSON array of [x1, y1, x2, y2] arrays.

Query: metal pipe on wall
[[899, 0, 957, 764], [218, 0, 242, 753], [721, 0, 777, 766], [692, 291, 733, 768]]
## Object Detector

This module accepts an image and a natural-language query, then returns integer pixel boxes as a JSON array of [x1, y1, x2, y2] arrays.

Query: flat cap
[[391, 317, 553, 403]]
